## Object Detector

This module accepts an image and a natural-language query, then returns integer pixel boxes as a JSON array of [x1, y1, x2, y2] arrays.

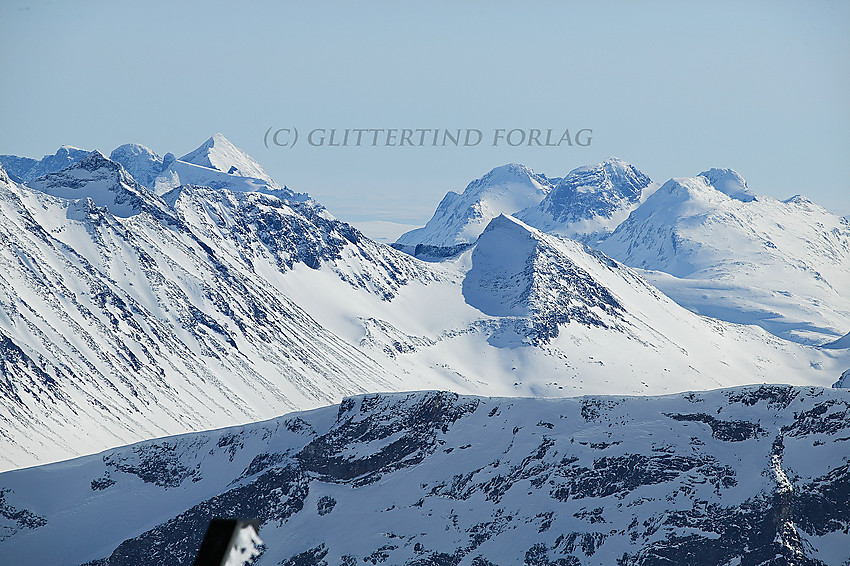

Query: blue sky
[[1, 1, 848, 223]]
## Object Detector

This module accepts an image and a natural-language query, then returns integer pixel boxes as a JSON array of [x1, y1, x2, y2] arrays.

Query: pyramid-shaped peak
[[179, 133, 274, 183], [180, 132, 238, 162], [196, 132, 236, 152]]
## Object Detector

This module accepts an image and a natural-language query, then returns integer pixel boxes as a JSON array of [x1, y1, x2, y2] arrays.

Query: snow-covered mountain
[[395, 163, 553, 249], [109, 143, 165, 188], [515, 157, 654, 244], [1, 386, 848, 565], [153, 155, 289, 196], [276, 208, 846, 407], [179, 132, 276, 185], [107, 133, 295, 197], [0, 145, 89, 183], [405, 161, 849, 346], [1, 141, 847, 472], [0, 158, 428, 471], [154, 132, 288, 195], [597, 171, 850, 345], [396, 159, 654, 251], [27, 151, 168, 218]]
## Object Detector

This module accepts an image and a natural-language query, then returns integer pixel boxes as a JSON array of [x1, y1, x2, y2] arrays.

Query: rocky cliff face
[[1, 386, 847, 565]]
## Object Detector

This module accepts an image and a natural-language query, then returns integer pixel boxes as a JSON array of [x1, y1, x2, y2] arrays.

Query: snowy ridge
[[0, 386, 847, 565], [403, 161, 848, 346], [698, 167, 755, 202], [278, 204, 846, 403], [463, 215, 627, 343], [109, 144, 164, 188], [0, 145, 89, 183], [163, 183, 442, 301], [153, 156, 287, 196], [27, 151, 170, 218], [108, 134, 296, 198]]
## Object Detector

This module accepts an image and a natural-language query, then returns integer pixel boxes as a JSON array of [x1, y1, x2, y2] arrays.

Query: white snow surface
[[109, 143, 164, 188], [224, 525, 263, 566]]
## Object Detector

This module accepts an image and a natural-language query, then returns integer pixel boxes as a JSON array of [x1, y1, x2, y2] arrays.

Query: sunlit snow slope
[[598, 171, 850, 345]]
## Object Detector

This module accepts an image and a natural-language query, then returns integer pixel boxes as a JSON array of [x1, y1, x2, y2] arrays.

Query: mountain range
[[1, 385, 847, 565], [0, 133, 848, 564], [398, 160, 850, 347], [0, 136, 847, 473]]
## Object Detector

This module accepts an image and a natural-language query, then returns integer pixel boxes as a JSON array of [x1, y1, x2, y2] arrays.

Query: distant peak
[[110, 143, 159, 158], [467, 163, 535, 185], [489, 163, 533, 175], [196, 132, 236, 152], [784, 194, 812, 205], [540, 158, 651, 213], [466, 163, 546, 194], [177, 133, 276, 185], [181, 133, 237, 160], [698, 168, 755, 202], [567, 157, 639, 178], [49, 145, 90, 160]]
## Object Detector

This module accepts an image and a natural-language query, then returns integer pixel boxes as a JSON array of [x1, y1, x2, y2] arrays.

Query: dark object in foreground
[[193, 519, 262, 566]]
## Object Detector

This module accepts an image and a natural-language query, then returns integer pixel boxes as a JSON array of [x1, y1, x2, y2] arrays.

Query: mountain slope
[[597, 171, 850, 345], [447, 215, 846, 390], [1, 386, 847, 566], [0, 162, 415, 471], [277, 210, 846, 403], [108, 134, 294, 196], [27, 151, 170, 218]]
